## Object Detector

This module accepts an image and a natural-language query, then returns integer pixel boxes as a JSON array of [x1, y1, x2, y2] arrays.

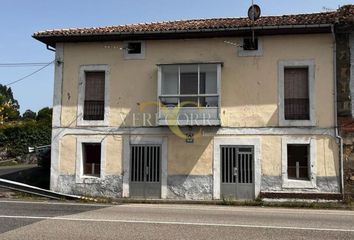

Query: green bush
[[0, 121, 51, 157]]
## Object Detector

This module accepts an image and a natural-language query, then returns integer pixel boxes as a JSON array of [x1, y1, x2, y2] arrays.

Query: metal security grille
[[130, 145, 161, 199], [222, 147, 253, 184], [221, 147, 237, 184], [221, 146, 254, 200], [131, 145, 160, 183], [237, 148, 253, 184]]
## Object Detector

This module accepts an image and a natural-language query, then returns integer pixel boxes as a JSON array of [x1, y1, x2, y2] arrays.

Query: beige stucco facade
[[58, 134, 338, 178], [50, 33, 340, 199], [60, 34, 334, 128]]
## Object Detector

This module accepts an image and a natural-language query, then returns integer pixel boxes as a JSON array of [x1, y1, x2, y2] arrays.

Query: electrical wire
[[3, 61, 54, 86], [0, 62, 53, 67]]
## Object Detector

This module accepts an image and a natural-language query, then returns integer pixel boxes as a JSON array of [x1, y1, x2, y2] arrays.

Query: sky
[[0, 0, 352, 114]]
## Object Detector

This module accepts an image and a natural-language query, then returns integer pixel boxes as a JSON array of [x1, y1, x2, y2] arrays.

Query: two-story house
[[33, 6, 354, 200]]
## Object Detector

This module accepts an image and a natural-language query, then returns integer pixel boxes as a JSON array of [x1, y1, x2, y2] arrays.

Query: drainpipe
[[331, 25, 345, 199]]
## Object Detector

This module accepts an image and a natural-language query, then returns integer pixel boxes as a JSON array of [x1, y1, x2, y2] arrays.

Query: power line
[[4, 61, 55, 86], [0, 62, 53, 67]]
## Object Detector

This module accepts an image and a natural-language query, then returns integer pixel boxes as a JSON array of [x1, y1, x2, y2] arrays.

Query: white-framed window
[[77, 65, 110, 126], [157, 63, 221, 125], [76, 136, 106, 183], [123, 41, 145, 60], [281, 136, 316, 189], [238, 37, 263, 57], [278, 60, 316, 126]]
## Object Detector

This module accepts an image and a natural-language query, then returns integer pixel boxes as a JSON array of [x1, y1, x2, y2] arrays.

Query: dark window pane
[[179, 96, 198, 107], [287, 144, 309, 180], [128, 42, 141, 54], [243, 38, 258, 50], [180, 73, 198, 95], [284, 68, 309, 120], [84, 72, 105, 120], [83, 143, 101, 176]]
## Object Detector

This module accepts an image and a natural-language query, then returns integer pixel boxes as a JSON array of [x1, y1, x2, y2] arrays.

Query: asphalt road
[[0, 165, 37, 176], [0, 200, 354, 240]]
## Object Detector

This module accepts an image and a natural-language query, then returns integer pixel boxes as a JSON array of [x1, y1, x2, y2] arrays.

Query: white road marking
[[0, 200, 111, 207], [118, 204, 354, 216], [0, 215, 353, 233], [0, 200, 353, 216]]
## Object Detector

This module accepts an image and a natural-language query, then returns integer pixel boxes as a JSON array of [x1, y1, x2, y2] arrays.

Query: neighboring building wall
[[341, 32, 354, 198], [336, 33, 351, 116]]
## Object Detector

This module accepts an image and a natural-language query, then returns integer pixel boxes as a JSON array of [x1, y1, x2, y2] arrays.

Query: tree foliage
[[1, 107, 52, 157], [0, 84, 20, 122], [0, 84, 52, 158], [0, 121, 51, 157], [22, 109, 37, 120]]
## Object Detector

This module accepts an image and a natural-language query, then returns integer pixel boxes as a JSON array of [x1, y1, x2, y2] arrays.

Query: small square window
[[123, 41, 145, 60], [287, 144, 309, 180], [82, 143, 101, 177], [243, 38, 258, 51], [127, 42, 142, 54]]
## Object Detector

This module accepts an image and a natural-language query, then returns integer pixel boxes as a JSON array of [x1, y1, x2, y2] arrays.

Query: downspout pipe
[[331, 25, 345, 199]]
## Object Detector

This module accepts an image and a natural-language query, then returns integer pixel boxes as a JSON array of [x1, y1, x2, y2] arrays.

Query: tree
[[22, 109, 37, 120], [0, 84, 20, 122], [36, 107, 52, 123]]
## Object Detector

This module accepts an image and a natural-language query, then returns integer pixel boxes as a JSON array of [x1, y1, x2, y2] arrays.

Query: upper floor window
[[238, 37, 263, 57], [278, 60, 315, 127], [124, 41, 145, 60], [158, 63, 221, 125], [77, 65, 110, 126], [243, 38, 258, 51], [284, 67, 309, 120], [84, 72, 105, 120]]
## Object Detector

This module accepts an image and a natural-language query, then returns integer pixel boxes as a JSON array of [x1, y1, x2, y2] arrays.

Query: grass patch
[[0, 160, 18, 167]]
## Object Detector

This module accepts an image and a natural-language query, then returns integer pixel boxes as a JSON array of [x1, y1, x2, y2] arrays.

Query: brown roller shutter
[[284, 68, 309, 120]]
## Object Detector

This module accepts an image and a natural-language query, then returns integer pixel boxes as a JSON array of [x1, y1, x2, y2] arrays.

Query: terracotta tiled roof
[[33, 5, 354, 39]]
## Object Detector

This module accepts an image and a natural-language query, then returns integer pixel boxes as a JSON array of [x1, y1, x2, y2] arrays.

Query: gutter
[[331, 25, 345, 199], [33, 24, 334, 47], [34, 23, 333, 38]]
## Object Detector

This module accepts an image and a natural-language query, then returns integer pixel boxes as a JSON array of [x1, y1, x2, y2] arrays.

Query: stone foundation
[[54, 174, 340, 200], [56, 175, 123, 198], [167, 175, 213, 200], [261, 176, 340, 193]]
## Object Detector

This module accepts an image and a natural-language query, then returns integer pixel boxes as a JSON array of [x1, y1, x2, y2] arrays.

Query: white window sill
[[77, 119, 108, 127], [75, 175, 103, 184], [282, 179, 316, 189], [279, 119, 316, 127]]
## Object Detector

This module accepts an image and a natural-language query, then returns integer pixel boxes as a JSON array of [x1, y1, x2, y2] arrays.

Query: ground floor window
[[82, 143, 101, 177], [287, 144, 309, 180], [281, 137, 316, 189]]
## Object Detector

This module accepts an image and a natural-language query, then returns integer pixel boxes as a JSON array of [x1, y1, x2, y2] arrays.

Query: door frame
[[213, 137, 261, 200], [123, 136, 168, 198]]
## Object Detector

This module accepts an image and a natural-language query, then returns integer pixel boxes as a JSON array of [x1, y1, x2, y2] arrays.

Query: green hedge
[[0, 121, 51, 157]]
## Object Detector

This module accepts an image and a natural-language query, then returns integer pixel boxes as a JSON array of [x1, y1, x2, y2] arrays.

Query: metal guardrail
[[28, 145, 51, 153], [0, 178, 82, 200]]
